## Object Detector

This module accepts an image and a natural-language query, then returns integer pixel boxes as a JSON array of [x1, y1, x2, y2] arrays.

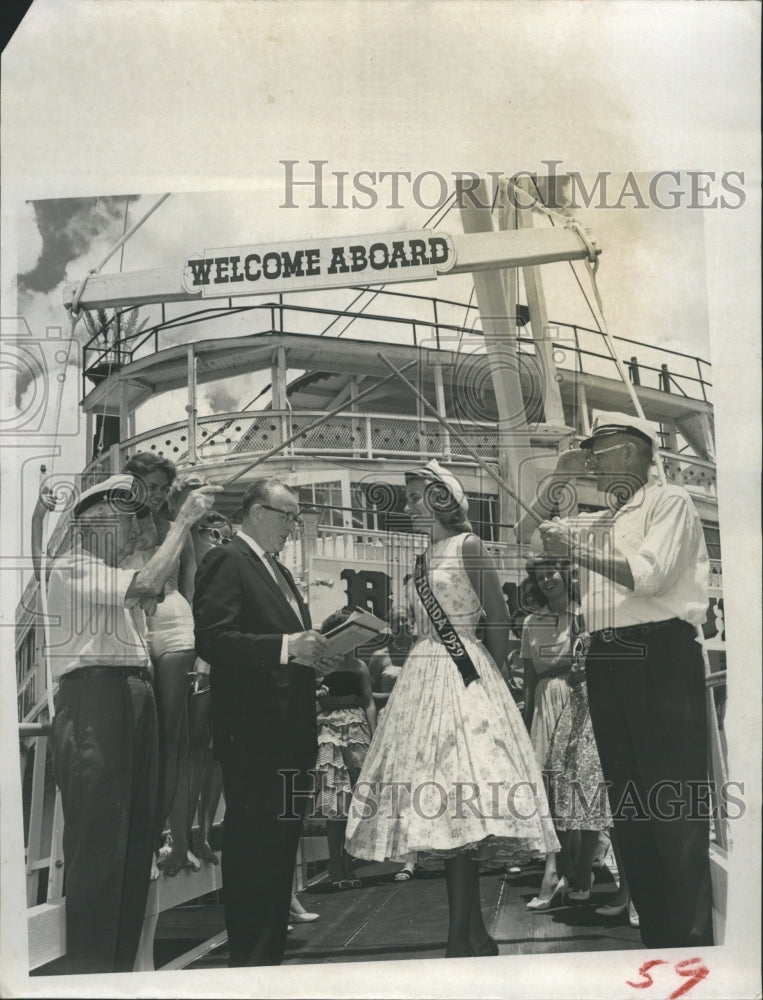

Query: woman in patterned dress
[[345, 461, 559, 958], [314, 609, 377, 888], [522, 556, 615, 910]]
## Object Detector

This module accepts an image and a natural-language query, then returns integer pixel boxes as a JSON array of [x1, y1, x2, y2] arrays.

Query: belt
[[60, 665, 152, 683], [590, 617, 686, 641]]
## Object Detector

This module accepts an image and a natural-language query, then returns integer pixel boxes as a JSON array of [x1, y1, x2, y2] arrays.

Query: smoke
[[204, 384, 240, 414], [19, 195, 139, 295], [15, 195, 141, 407]]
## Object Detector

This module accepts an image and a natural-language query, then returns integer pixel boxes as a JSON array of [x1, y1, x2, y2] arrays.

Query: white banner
[[182, 229, 453, 297]]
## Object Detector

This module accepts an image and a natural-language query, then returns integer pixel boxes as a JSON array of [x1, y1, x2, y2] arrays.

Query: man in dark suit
[[194, 477, 329, 966]]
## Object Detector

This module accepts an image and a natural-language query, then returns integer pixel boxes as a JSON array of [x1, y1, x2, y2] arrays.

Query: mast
[[457, 178, 572, 543]]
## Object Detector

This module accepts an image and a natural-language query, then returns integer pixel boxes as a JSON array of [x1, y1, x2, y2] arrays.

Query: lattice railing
[[108, 411, 503, 467], [661, 451, 717, 495]]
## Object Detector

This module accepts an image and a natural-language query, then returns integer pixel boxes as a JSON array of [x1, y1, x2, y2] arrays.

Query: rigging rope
[[319, 191, 457, 338], [515, 176, 667, 486]]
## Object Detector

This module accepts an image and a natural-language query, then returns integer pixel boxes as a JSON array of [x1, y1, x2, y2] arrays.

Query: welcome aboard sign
[[182, 230, 454, 297]]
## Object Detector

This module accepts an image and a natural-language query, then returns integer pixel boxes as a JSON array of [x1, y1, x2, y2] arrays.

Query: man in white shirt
[[517, 412, 714, 948], [194, 476, 329, 966], [46, 474, 219, 973]]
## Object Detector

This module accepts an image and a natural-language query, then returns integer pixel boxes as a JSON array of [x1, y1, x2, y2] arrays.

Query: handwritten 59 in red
[[627, 957, 709, 999]]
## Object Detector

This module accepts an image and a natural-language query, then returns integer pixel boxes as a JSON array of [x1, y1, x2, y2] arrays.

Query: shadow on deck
[[154, 859, 642, 969]]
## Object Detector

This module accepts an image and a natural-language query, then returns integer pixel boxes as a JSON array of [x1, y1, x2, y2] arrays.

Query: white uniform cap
[[579, 411, 660, 452], [73, 474, 139, 518]]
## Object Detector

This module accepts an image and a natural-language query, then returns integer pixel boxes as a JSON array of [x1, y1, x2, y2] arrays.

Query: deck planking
[[173, 859, 642, 969]]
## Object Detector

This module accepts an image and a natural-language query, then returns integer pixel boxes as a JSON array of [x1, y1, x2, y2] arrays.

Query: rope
[[581, 262, 667, 486], [515, 176, 666, 486], [70, 192, 171, 317], [320, 190, 457, 339]]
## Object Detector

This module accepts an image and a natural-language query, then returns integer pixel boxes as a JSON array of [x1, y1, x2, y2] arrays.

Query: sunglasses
[[198, 525, 231, 544]]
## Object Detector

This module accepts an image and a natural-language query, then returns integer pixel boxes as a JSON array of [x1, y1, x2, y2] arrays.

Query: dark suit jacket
[[194, 535, 317, 770]]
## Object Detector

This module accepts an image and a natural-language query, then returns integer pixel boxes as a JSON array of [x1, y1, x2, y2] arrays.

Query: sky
[[13, 172, 714, 437]]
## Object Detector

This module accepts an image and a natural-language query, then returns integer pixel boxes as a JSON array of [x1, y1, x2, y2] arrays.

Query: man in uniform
[[518, 411, 714, 948], [46, 473, 218, 973]]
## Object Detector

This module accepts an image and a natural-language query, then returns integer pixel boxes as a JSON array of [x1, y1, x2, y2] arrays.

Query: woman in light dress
[[122, 454, 204, 876], [345, 461, 558, 958], [521, 557, 575, 769], [521, 557, 631, 919], [520, 556, 577, 908]]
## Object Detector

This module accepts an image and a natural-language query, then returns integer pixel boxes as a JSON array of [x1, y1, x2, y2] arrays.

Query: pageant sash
[[413, 552, 480, 687]]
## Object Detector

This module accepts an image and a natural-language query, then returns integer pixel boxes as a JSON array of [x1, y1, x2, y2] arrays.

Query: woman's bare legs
[[536, 851, 560, 900], [186, 689, 218, 863], [192, 757, 223, 865], [154, 649, 196, 875], [608, 829, 630, 907], [570, 829, 600, 894]]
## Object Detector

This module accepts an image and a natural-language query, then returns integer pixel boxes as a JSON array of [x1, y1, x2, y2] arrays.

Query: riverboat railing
[[81, 290, 712, 404], [77, 412, 717, 506]]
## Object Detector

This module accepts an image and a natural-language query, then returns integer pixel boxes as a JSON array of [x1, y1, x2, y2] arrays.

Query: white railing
[[661, 451, 717, 496], [83, 420, 718, 507], [111, 410, 502, 468]]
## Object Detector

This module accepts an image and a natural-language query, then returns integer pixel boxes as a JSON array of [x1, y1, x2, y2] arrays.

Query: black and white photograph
[[1, 3, 760, 997]]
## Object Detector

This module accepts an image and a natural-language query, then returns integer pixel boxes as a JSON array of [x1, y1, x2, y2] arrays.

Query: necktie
[[264, 552, 304, 627]]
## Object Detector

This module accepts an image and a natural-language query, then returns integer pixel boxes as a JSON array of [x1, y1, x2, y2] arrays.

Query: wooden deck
[[149, 858, 642, 970]]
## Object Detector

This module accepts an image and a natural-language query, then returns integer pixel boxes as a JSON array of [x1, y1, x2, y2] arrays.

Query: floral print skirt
[[345, 637, 559, 865], [545, 680, 612, 831]]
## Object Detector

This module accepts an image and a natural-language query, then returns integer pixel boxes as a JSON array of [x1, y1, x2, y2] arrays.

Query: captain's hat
[[579, 411, 660, 452], [73, 474, 140, 518]]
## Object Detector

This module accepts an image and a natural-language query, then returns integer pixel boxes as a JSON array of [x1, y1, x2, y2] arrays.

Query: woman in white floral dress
[[345, 461, 559, 958]]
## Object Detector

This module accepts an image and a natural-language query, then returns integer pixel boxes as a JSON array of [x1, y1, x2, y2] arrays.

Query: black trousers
[[586, 620, 714, 949], [220, 753, 313, 966], [51, 672, 158, 974]]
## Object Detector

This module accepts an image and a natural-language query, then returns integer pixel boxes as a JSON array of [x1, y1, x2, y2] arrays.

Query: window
[[298, 481, 344, 528], [701, 521, 722, 561], [468, 494, 499, 542]]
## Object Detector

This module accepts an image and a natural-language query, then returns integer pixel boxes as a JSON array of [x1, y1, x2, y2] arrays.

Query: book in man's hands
[[322, 608, 389, 658]]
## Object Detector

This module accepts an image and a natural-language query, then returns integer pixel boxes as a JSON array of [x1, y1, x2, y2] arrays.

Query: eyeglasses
[[583, 441, 629, 467], [259, 504, 302, 527]]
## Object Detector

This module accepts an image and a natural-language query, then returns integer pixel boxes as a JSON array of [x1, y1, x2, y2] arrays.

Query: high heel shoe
[[526, 876, 569, 910], [627, 900, 640, 928], [568, 872, 595, 902], [474, 936, 499, 957]]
